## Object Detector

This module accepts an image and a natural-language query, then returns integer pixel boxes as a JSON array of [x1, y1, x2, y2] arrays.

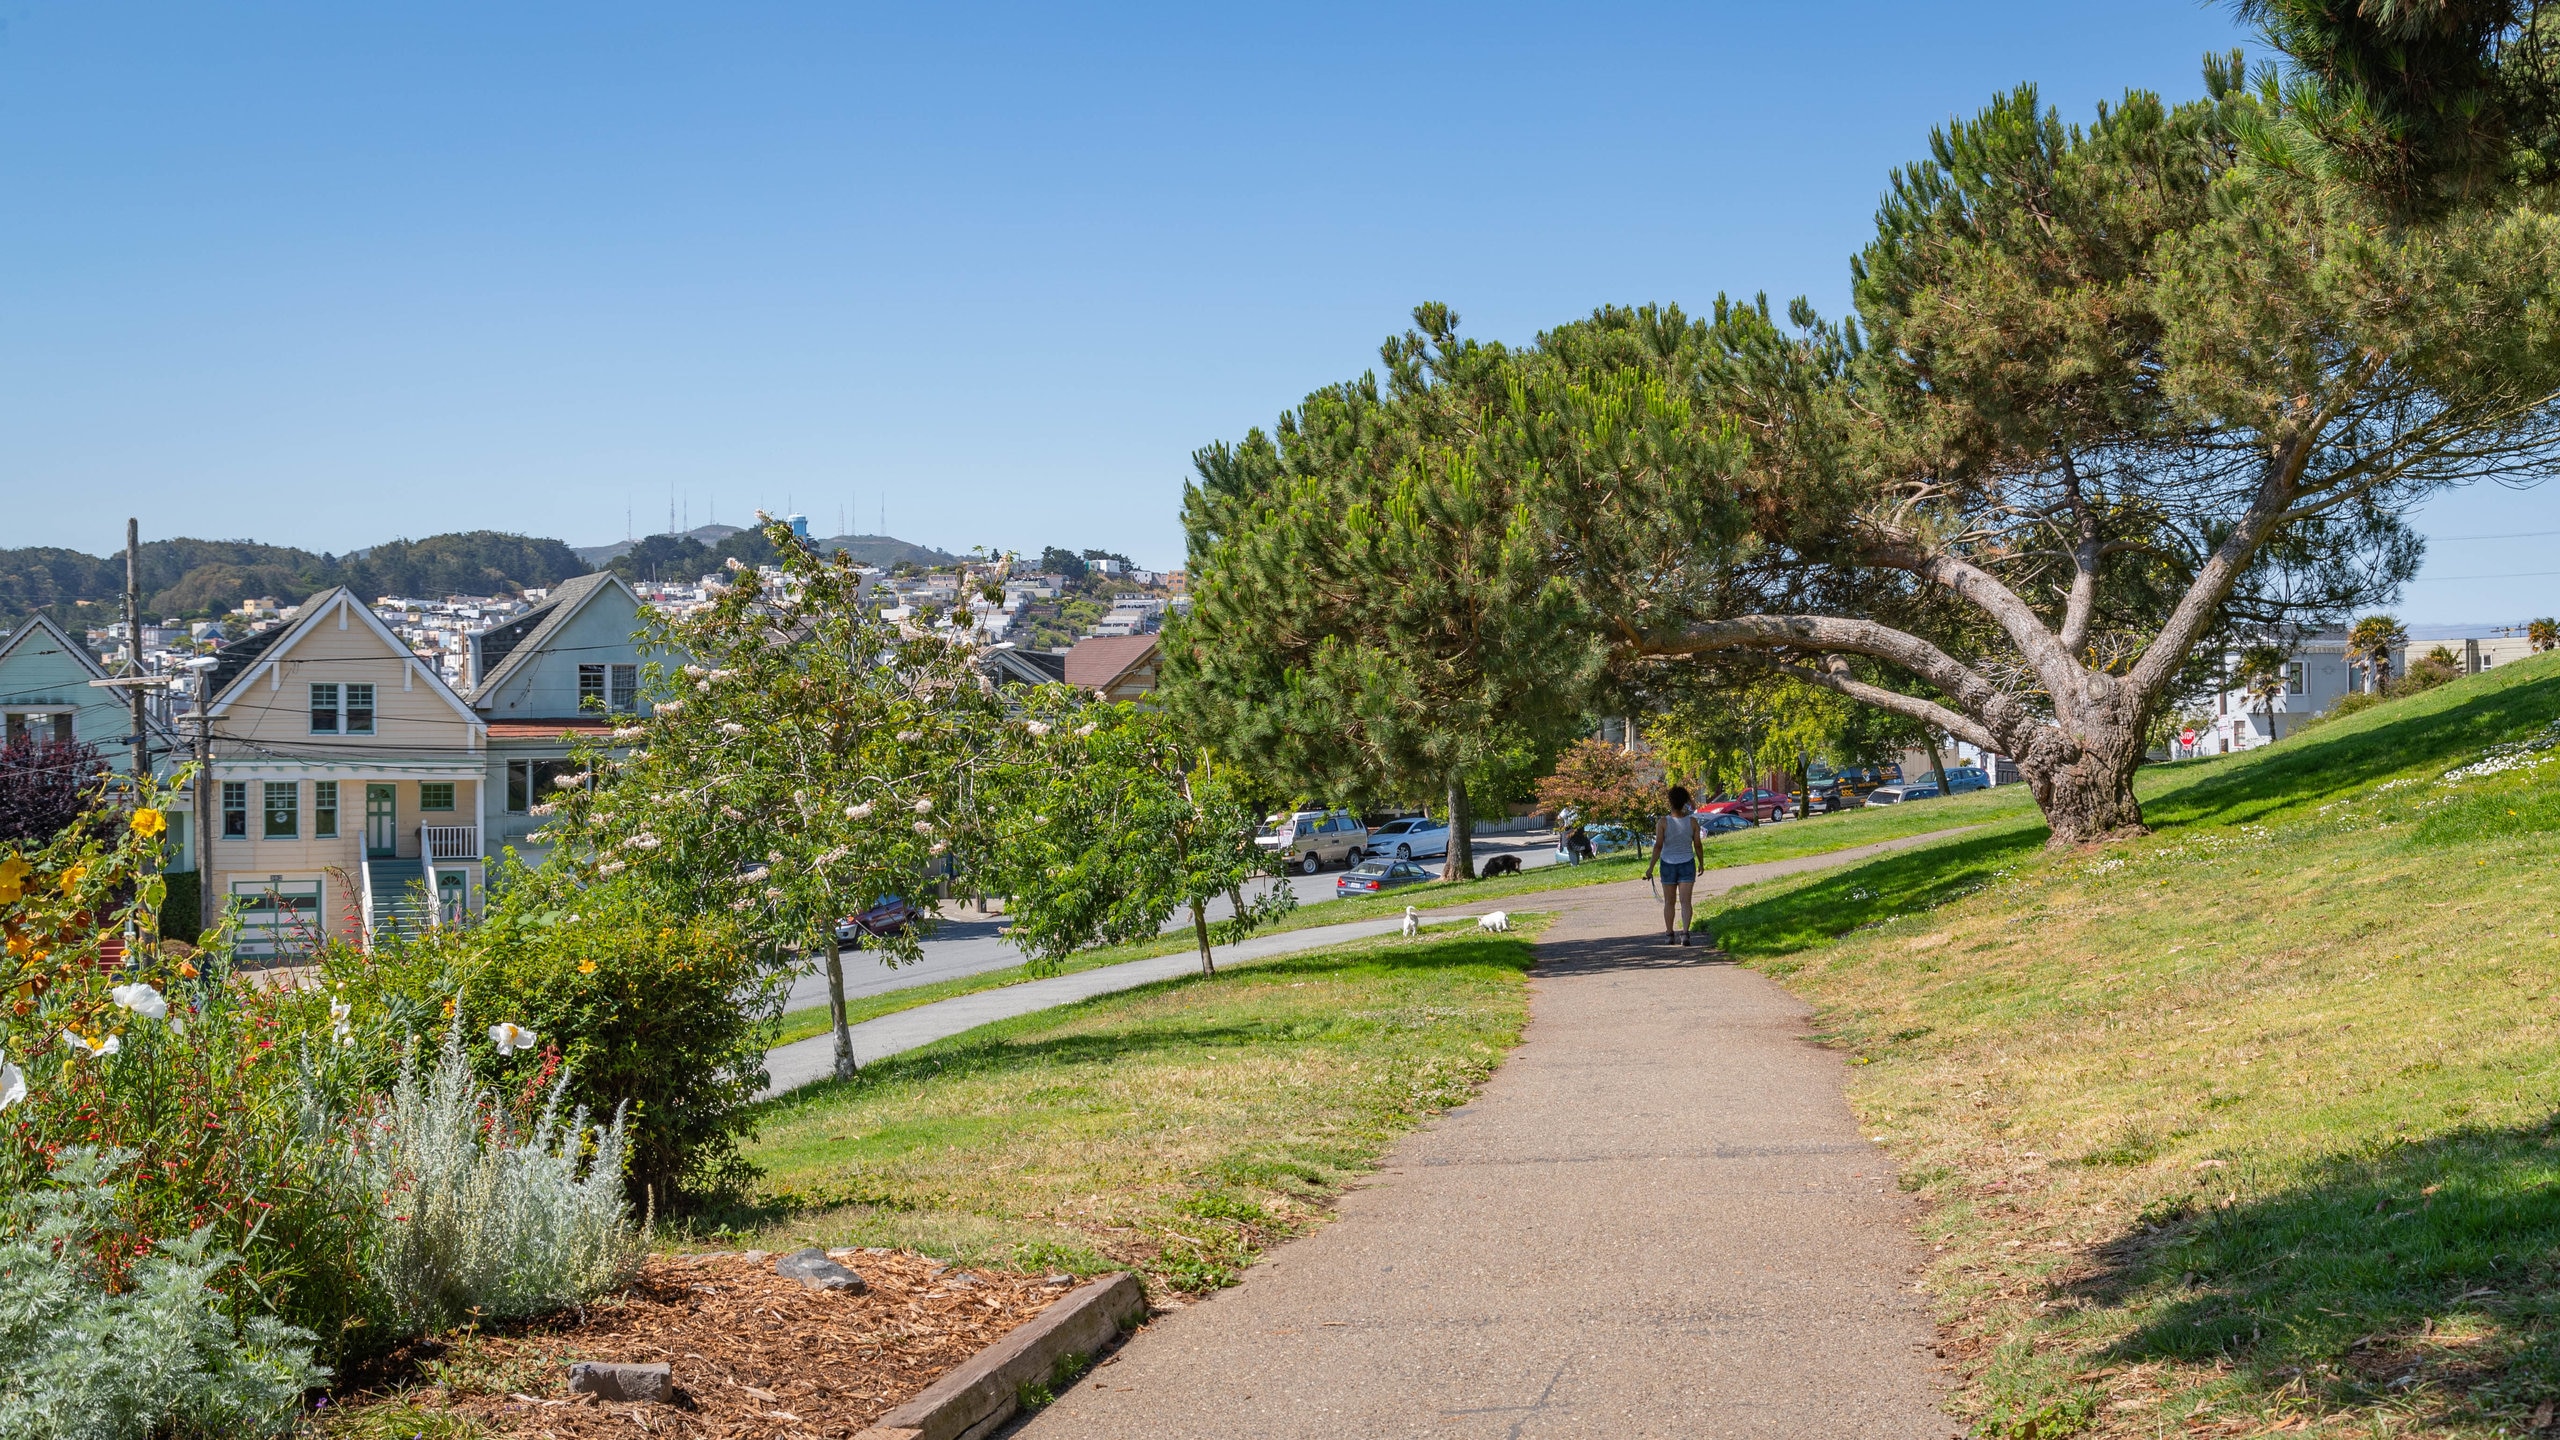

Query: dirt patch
[[336, 1249, 1070, 1438]]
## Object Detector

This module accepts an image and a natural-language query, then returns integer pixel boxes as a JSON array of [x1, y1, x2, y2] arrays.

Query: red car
[[835, 896, 915, 947], [1698, 789, 1793, 823]]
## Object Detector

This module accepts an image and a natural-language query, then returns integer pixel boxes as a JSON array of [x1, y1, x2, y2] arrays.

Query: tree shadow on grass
[[2064, 1118, 2560, 1425], [1705, 829, 2052, 964], [2141, 660, 2560, 833]]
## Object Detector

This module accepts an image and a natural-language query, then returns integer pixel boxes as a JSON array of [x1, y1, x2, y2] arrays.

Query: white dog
[[1401, 906, 1420, 938], [1476, 910, 1510, 933]]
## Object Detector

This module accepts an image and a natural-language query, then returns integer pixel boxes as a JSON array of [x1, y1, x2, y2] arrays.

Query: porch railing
[[422, 825, 480, 860]]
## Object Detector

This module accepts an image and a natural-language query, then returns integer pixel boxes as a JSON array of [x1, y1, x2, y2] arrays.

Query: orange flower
[[176, 960, 199, 979]]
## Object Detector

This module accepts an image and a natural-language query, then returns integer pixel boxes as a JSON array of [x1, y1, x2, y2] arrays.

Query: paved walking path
[[1015, 843, 1960, 1439]]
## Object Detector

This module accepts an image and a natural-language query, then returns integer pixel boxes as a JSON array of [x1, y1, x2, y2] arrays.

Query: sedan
[[1364, 816, 1450, 859], [1699, 788, 1793, 822], [1863, 781, 1941, 807], [835, 895, 916, 947], [1697, 811, 1755, 837], [1337, 858, 1439, 896]]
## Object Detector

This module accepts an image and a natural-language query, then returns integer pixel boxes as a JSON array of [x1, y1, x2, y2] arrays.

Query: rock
[[567, 1362, 673, 1404], [774, 1245, 867, 1293], [739, 1249, 769, 1264], [1043, 1273, 1074, 1287]]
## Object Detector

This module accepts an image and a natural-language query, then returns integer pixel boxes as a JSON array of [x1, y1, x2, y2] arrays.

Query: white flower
[[897, 730, 921, 743], [110, 982, 167, 1022], [656, 699, 685, 715], [725, 557, 745, 572], [330, 1000, 353, 1046], [1075, 723, 1097, 737], [721, 804, 746, 820], [720, 721, 748, 736], [554, 772, 589, 789], [1033, 814, 1048, 825], [683, 664, 707, 678], [913, 820, 934, 836], [730, 896, 753, 911], [844, 802, 874, 820], [711, 668, 738, 682], [529, 802, 557, 817], [763, 886, 784, 899], [913, 798, 934, 814], [698, 680, 713, 692], [490, 1022, 538, 1057], [625, 833, 661, 850], [611, 725, 646, 741], [1024, 720, 1051, 737], [0, 1050, 22, 1112], [737, 866, 771, 884], [930, 841, 948, 855], [596, 859, 628, 876], [62, 1031, 119, 1059]]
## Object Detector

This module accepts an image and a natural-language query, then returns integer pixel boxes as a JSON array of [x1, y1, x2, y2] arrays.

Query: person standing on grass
[[1645, 785, 1703, 946]]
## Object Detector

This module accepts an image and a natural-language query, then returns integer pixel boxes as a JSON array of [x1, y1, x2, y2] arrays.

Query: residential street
[[780, 829, 1567, 1014]]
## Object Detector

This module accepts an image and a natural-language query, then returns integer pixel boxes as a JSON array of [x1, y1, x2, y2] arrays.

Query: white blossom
[[0, 1050, 22, 1112], [596, 859, 628, 876], [1024, 720, 1051, 737], [844, 802, 874, 820], [529, 802, 557, 817], [62, 1031, 119, 1059], [930, 841, 948, 855], [720, 804, 746, 820], [490, 1022, 538, 1057], [611, 726, 646, 741], [109, 982, 167, 1022], [764, 886, 785, 899], [913, 820, 934, 836], [698, 680, 713, 692], [1075, 723, 1097, 737], [720, 721, 748, 737], [897, 730, 921, 743], [683, 664, 707, 678], [913, 797, 934, 814], [725, 557, 746, 572], [656, 699, 684, 715], [554, 772, 590, 789], [330, 1000, 353, 1046], [737, 866, 771, 884], [624, 833, 661, 851]]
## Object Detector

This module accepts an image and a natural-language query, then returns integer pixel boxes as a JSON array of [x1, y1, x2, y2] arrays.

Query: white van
[[1255, 809, 1370, 875]]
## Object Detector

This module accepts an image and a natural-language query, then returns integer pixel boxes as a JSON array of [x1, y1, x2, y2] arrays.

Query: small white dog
[[1476, 910, 1511, 933], [1400, 906, 1420, 938]]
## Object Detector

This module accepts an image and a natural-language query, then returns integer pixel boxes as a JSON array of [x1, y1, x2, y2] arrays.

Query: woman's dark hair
[[1667, 785, 1691, 812]]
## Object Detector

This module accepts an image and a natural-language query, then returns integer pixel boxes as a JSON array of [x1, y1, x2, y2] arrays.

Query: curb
[[853, 1272, 1148, 1440]]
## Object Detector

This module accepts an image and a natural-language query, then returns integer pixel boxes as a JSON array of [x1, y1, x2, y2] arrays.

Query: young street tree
[[983, 694, 1287, 976], [533, 517, 1001, 1081], [1544, 59, 2560, 845], [1161, 307, 1609, 879]]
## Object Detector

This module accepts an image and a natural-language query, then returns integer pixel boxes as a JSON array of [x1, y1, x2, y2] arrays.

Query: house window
[[506, 758, 578, 813], [313, 781, 339, 839], [420, 782, 456, 812], [2287, 662, 2306, 695], [579, 665, 606, 711], [2, 713, 73, 744], [222, 781, 248, 838], [309, 683, 375, 735], [610, 664, 638, 712], [263, 781, 298, 839]]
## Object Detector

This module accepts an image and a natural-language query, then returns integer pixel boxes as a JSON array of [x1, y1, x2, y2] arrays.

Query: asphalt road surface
[[783, 829, 1568, 1014]]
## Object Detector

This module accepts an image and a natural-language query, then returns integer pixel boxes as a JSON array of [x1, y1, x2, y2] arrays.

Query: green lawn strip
[[719, 920, 1549, 1298], [1691, 652, 2560, 1438], [768, 797, 2027, 1048]]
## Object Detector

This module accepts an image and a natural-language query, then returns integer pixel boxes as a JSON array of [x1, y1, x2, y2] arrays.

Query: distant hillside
[[596, 528, 961, 583], [574, 525, 741, 567], [815, 533, 961, 568], [0, 531, 589, 620]]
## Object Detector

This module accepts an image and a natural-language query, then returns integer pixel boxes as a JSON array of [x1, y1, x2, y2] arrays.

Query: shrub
[[328, 868, 788, 1204], [0, 1149, 325, 1440], [350, 1025, 644, 1335]]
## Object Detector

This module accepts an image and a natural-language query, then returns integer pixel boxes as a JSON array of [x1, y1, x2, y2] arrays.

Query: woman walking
[[1645, 785, 1703, 946]]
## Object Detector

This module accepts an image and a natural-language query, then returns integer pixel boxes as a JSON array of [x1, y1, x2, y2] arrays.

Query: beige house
[[1062, 634, 1159, 703], [193, 587, 488, 956]]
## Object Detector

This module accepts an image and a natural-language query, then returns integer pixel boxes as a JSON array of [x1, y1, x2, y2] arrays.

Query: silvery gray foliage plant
[[0, 1149, 323, 1440], [353, 1024, 646, 1334]]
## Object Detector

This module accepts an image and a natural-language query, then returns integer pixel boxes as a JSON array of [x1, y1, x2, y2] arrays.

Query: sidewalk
[[1014, 856, 1958, 1438]]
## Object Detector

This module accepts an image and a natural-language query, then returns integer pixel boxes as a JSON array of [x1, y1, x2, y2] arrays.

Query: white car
[[1364, 815, 1449, 860]]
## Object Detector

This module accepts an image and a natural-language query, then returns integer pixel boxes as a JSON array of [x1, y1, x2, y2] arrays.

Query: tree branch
[[1772, 663, 2002, 753]]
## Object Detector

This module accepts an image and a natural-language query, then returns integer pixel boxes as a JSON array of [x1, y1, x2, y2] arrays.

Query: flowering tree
[[983, 694, 1289, 976], [532, 517, 1003, 1081]]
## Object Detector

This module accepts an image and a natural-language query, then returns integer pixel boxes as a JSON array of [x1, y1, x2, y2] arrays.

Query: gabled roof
[[982, 646, 1068, 688], [468, 572, 637, 704], [202, 587, 485, 730], [0, 613, 110, 681], [1062, 634, 1158, 693]]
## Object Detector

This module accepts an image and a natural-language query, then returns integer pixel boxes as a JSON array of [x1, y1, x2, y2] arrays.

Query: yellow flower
[[578, 959, 598, 974], [129, 809, 166, 838], [58, 865, 86, 896], [441, 997, 457, 1018], [0, 855, 27, 903]]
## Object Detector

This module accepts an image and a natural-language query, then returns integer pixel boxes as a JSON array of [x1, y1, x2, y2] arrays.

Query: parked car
[[1808, 765, 1899, 811], [1364, 815, 1451, 860], [1584, 822, 1642, 855], [1941, 765, 1991, 793], [1864, 780, 1942, 807], [1699, 788, 1792, 823], [1697, 811, 1756, 837], [1256, 808, 1369, 875], [1336, 857, 1438, 896], [835, 895, 915, 947]]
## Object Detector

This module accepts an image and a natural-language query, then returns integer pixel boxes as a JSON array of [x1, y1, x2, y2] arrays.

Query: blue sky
[[3, 1, 2552, 625]]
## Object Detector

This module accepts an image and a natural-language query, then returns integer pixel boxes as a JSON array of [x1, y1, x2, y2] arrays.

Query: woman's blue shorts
[[1660, 859, 1697, 885]]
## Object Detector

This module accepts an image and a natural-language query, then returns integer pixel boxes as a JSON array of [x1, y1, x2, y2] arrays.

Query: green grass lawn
[[767, 794, 2017, 1048], [722, 922, 1545, 1296], [1694, 654, 2560, 1438]]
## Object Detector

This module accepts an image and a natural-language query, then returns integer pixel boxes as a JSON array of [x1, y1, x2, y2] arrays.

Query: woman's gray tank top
[[1659, 812, 1696, 865]]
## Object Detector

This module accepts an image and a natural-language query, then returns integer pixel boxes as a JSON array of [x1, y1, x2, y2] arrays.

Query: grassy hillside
[[1698, 653, 2560, 1438], [0, 531, 588, 620]]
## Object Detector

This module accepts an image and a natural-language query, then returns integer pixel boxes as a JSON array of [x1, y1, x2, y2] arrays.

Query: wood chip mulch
[[340, 1249, 1071, 1438]]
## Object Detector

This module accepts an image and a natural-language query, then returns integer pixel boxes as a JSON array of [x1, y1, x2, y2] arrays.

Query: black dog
[[1480, 854, 1523, 877]]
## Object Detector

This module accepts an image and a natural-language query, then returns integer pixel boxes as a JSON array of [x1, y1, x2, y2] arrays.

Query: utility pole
[[124, 518, 149, 779], [191, 712, 215, 902]]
